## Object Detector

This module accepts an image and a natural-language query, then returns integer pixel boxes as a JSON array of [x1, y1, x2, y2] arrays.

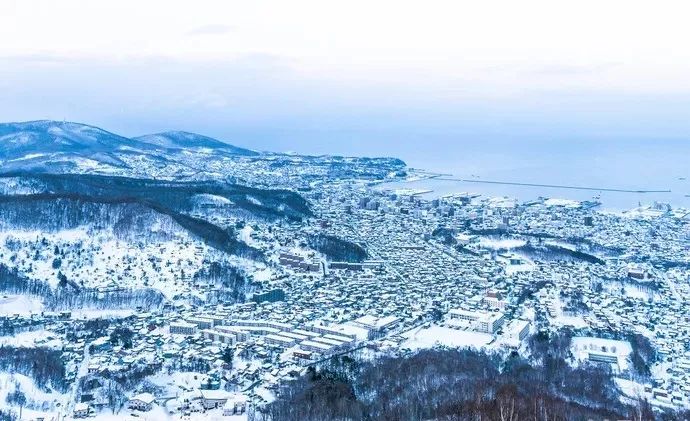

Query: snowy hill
[[134, 130, 257, 155], [0, 120, 152, 159], [0, 121, 258, 174], [0, 121, 156, 173]]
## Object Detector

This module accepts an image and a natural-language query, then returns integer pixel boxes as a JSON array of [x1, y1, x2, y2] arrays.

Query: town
[[1, 150, 690, 420]]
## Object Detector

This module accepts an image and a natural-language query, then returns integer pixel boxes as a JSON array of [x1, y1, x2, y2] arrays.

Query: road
[[66, 341, 91, 416]]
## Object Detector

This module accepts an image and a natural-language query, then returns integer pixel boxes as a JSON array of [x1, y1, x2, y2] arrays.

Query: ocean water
[[384, 138, 690, 210]]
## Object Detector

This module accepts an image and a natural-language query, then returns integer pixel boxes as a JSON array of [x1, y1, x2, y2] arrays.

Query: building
[[170, 321, 197, 336], [351, 315, 400, 339], [222, 395, 247, 416], [482, 290, 507, 310], [571, 337, 632, 374], [301, 340, 334, 354], [362, 260, 385, 270], [200, 390, 230, 409], [628, 267, 652, 281], [503, 319, 530, 348], [264, 334, 296, 347], [202, 329, 237, 345], [310, 336, 346, 348], [293, 349, 314, 360], [128, 393, 155, 411], [328, 261, 364, 271], [448, 309, 505, 334], [188, 316, 215, 330], [233, 319, 292, 332], [279, 252, 322, 272], [306, 323, 358, 339], [215, 326, 250, 342], [323, 333, 355, 345], [73, 403, 89, 418]]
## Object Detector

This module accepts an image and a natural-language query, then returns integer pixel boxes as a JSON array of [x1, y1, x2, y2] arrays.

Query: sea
[[378, 138, 690, 210]]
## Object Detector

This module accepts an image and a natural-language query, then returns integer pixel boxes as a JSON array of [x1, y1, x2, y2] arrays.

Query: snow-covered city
[[0, 120, 689, 420], [4, 2, 690, 420]]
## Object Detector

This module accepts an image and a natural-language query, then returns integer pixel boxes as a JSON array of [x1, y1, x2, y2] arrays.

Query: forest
[[0, 346, 68, 393], [306, 234, 368, 262], [253, 330, 685, 421], [0, 263, 166, 310], [0, 173, 312, 221]]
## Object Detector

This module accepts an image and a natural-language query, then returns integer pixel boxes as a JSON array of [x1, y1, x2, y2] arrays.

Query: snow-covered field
[[0, 294, 44, 316], [0, 372, 68, 420], [0, 329, 63, 349], [0, 226, 269, 300], [571, 336, 632, 371], [478, 237, 527, 250], [402, 325, 492, 350]]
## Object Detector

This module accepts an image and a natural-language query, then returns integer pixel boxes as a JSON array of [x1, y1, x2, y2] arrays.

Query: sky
[[2, 0, 690, 168]]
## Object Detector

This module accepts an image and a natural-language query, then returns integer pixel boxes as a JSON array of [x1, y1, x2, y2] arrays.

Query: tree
[[430, 307, 444, 322], [221, 347, 234, 366], [110, 327, 134, 349], [5, 387, 26, 419]]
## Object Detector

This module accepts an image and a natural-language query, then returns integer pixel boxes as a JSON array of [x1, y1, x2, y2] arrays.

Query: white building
[[264, 334, 296, 347], [202, 329, 237, 345], [448, 309, 505, 334], [351, 315, 400, 338], [200, 390, 230, 409], [216, 326, 250, 342], [73, 403, 89, 418], [222, 395, 247, 416], [170, 321, 197, 336], [301, 340, 334, 354], [128, 393, 155, 411], [187, 316, 215, 330], [503, 319, 530, 348]]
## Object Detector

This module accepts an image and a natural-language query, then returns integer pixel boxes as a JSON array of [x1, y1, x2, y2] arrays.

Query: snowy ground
[[543, 198, 581, 208], [70, 308, 137, 319], [0, 372, 69, 420], [478, 237, 527, 250], [571, 336, 632, 371], [548, 293, 589, 328], [0, 329, 63, 348], [0, 294, 44, 316], [0, 227, 270, 300], [402, 324, 492, 350]]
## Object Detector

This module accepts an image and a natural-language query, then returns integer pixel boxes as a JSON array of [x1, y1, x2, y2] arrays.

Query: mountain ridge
[[134, 130, 258, 156], [0, 120, 257, 159]]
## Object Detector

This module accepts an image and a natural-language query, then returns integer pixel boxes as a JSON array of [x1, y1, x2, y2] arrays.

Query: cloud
[[0, 52, 78, 65], [530, 62, 623, 76], [186, 24, 236, 36]]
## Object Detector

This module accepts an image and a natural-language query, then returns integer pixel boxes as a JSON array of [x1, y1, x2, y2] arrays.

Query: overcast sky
[[2, 0, 690, 164]]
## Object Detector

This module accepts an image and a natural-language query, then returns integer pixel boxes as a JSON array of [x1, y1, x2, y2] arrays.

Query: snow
[[0, 226, 240, 298], [90, 405, 170, 421], [193, 194, 233, 206], [615, 378, 647, 401], [544, 198, 581, 207], [0, 329, 63, 349], [478, 237, 526, 250], [553, 315, 589, 328], [6, 153, 46, 162], [402, 324, 492, 350], [246, 196, 262, 206], [0, 294, 44, 316], [238, 225, 256, 247], [71, 308, 137, 319], [0, 372, 68, 419], [571, 336, 633, 371]]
